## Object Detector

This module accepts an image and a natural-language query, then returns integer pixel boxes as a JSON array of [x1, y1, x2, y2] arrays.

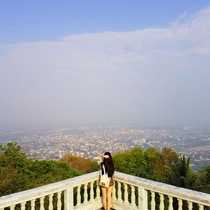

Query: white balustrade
[[0, 171, 210, 210], [113, 172, 210, 210]]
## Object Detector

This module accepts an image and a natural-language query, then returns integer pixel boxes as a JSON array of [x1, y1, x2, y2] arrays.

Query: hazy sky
[[0, 1, 210, 129]]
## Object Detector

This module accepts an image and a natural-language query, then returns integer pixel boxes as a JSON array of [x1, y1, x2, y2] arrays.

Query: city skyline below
[[1, 125, 210, 170], [1, 1, 210, 129]]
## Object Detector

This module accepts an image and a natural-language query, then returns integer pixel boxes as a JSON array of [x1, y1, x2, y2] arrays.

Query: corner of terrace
[[0, 171, 210, 210]]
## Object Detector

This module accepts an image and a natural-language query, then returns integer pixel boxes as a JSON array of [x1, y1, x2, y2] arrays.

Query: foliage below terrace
[[1, 142, 210, 197], [0, 142, 82, 196], [113, 147, 180, 182], [113, 147, 210, 194], [61, 154, 98, 173]]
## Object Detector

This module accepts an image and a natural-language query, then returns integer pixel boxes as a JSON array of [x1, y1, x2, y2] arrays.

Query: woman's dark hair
[[101, 152, 115, 177]]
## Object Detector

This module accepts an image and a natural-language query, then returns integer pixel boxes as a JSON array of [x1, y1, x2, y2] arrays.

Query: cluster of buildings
[[1, 125, 210, 170]]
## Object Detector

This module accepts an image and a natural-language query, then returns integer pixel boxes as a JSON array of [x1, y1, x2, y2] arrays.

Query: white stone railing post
[[130, 185, 135, 207], [138, 186, 148, 210], [64, 188, 73, 210], [168, 195, 173, 210], [151, 191, 155, 210]]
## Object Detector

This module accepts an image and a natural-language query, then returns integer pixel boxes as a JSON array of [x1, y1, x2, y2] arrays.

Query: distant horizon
[[1, 121, 210, 171], [1, 121, 210, 132]]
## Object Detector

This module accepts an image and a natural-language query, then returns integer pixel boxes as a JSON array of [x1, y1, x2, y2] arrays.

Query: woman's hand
[[98, 154, 103, 163], [98, 153, 109, 158]]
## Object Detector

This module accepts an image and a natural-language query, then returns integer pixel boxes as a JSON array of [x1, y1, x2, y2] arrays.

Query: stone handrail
[[114, 172, 210, 210], [0, 171, 210, 210]]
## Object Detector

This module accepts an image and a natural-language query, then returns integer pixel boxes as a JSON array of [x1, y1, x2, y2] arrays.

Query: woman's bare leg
[[101, 187, 107, 210], [107, 186, 113, 210]]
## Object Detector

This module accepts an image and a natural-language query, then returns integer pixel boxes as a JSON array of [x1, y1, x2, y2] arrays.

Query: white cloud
[[1, 6, 210, 128]]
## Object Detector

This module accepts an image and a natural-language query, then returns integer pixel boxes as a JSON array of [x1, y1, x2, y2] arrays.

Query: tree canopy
[[0, 142, 81, 196], [1, 142, 210, 197], [61, 154, 98, 173]]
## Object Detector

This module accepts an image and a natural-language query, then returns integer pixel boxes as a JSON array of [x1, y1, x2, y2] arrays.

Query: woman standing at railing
[[98, 152, 115, 210]]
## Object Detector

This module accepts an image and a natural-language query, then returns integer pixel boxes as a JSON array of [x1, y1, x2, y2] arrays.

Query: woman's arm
[[98, 153, 103, 164]]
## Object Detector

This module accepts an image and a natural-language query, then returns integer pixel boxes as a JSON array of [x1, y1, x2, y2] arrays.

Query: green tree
[[61, 154, 98, 173], [0, 142, 81, 196], [0, 166, 25, 196], [194, 165, 210, 193], [113, 147, 147, 177], [152, 147, 179, 183], [0, 142, 26, 168], [170, 156, 195, 188], [144, 147, 161, 180]]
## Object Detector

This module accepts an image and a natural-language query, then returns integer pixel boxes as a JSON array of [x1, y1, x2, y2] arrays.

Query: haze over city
[[0, 1, 210, 129]]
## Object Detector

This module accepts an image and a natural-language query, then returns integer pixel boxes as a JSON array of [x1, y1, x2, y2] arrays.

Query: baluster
[[40, 197, 45, 210], [139, 187, 148, 210], [77, 185, 81, 207], [124, 183, 129, 205], [64, 188, 73, 210], [118, 182, 122, 202], [159, 193, 164, 210], [131, 186, 135, 207], [187, 201, 193, 210], [84, 183, 88, 203], [10, 205, 15, 210], [90, 181, 94, 202], [151, 191, 155, 210], [198, 204, 204, 210], [20, 201, 26, 210], [31, 199, 36, 210], [48, 194, 53, 210], [57, 191, 62, 210], [96, 183, 100, 200], [168, 196, 173, 210], [178, 198, 183, 210]]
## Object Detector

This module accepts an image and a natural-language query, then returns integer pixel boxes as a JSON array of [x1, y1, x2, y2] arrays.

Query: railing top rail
[[1, 171, 210, 207], [114, 171, 210, 206], [0, 172, 99, 207]]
